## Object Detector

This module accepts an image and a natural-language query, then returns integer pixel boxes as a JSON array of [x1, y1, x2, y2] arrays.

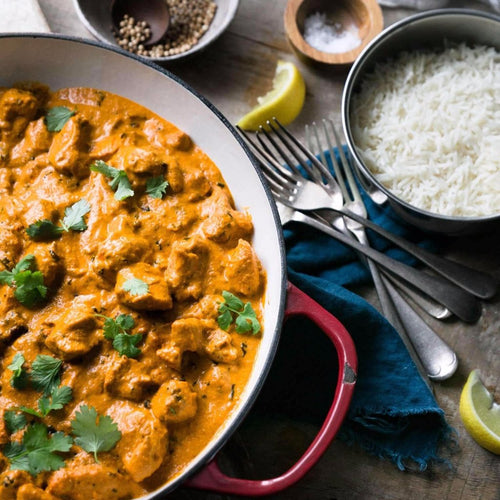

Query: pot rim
[[0, 33, 288, 497], [342, 8, 500, 225]]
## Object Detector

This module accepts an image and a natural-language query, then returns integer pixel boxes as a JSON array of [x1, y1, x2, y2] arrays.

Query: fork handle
[[380, 273, 458, 381], [302, 213, 481, 323], [334, 208, 498, 299]]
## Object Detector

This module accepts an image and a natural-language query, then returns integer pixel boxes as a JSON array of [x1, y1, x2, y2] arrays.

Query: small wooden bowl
[[284, 0, 383, 66]]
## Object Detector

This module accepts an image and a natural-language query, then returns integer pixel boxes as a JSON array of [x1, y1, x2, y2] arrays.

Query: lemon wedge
[[459, 369, 500, 454], [237, 60, 306, 131]]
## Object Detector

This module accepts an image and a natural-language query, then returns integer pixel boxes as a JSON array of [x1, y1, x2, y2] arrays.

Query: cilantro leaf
[[26, 220, 63, 241], [146, 176, 169, 199], [45, 106, 76, 132], [8, 353, 28, 389], [60, 199, 91, 232], [217, 291, 261, 335], [31, 355, 63, 395], [71, 405, 121, 462], [113, 333, 142, 358], [3, 422, 73, 476], [37, 386, 73, 417], [13, 255, 36, 275], [95, 313, 141, 357], [13, 271, 47, 308], [0, 256, 47, 307], [122, 277, 149, 296], [4, 411, 27, 434], [90, 160, 134, 201]]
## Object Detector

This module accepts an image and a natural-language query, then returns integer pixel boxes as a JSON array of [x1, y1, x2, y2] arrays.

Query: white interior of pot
[[0, 35, 286, 496]]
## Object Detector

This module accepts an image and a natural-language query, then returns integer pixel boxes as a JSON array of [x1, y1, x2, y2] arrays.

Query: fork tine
[[326, 118, 362, 202], [256, 127, 304, 180], [320, 119, 350, 202], [236, 125, 300, 187], [271, 118, 337, 187], [305, 122, 332, 187]]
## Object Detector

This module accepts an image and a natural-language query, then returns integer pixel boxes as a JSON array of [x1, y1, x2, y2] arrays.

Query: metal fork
[[305, 119, 450, 321], [305, 119, 460, 381], [257, 120, 497, 302], [238, 124, 480, 324]]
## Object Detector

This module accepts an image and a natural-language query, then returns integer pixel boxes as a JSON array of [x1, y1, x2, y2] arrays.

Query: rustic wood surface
[[37, 1, 500, 498]]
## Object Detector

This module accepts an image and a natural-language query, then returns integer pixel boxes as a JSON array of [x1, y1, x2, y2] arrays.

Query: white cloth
[[0, 0, 50, 33]]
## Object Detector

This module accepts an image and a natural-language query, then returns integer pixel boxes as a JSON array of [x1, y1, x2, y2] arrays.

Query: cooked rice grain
[[351, 43, 500, 217]]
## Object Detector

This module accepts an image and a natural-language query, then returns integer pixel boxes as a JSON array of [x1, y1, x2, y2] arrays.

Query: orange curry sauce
[[0, 86, 265, 499]]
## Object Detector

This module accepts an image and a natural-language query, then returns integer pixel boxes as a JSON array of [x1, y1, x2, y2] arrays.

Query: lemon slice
[[459, 369, 500, 454], [237, 60, 306, 131]]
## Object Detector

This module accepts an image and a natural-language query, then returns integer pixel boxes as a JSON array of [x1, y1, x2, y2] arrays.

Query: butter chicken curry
[[0, 85, 265, 499]]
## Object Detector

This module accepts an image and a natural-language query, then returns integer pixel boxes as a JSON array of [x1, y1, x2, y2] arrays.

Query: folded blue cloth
[[283, 148, 453, 471]]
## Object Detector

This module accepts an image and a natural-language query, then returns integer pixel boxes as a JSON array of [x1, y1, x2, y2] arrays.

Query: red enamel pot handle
[[186, 282, 357, 496]]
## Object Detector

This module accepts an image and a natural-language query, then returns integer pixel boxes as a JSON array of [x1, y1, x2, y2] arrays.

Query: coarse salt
[[303, 12, 361, 54]]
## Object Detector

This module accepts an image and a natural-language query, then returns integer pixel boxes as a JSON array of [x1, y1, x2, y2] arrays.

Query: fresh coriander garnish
[[45, 106, 76, 132], [122, 277, 149, 296], [60, 199, 91, 232], [146, 176, 169, 199], [71, 405, 121, 463], [4, 411, 27, 434], [0, 255, 47, 307], [217, 291, 261, 335], [90, 160, 134, 201], [19, 385, 73, 419], [96, 313, 142, 358], [3, 422, 73, 475], [30, 355, 63, 395], [7, 353, 28, 389], [26, 220, 63, 241], [26, 199, 91, 241]]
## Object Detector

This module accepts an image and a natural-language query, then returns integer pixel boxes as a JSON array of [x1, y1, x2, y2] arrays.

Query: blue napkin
[[283, 148, 454, 471]]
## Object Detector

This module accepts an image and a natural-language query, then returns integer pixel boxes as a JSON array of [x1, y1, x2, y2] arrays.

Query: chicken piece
[[183, 167, 212, 201], [204, 328, 240, 364], [0, 469, 31, 500], [0, 294, 28, 345], [45, 302, 98, 360], [151, 379, 197, 424], [157, 317, 238, 370], [115, 262, 172, 311], [30, 243, 64, 289], [111, 145, 167, 187], [89, 134, 121, 159], [165, 157, 184, 193], [47, 115, 90, 179], [200, 192, 253, 245], [47, 463, 146, 500], [196, 363, 234, 413], [0, 89, 39, 142], [224, 239, 263, 296], [16, 484, 59, 500], [0, 219, 24, 270], [20, 199, 59, 227], [93, 231, 152, 282], [10, 118, 52, 166], [106, 401, 168, 482], [184, 294, 224, 321], [156, 318, 206, 371], [166, 236, 208, 301], [104, 355, 157, 402], [143, 118, 192, 152]]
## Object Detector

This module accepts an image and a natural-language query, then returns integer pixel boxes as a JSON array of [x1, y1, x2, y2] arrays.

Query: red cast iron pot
[[0, 34, 357, 497]]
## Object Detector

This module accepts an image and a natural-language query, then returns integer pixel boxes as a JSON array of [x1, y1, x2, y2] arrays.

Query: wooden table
[[38, 1, 500, 498]]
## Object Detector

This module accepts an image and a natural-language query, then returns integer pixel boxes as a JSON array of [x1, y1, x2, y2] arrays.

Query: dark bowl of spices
[[72, 0, 239, 62]]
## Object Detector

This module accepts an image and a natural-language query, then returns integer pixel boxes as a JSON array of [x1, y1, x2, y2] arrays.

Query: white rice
[[350, 43, 500, 217]]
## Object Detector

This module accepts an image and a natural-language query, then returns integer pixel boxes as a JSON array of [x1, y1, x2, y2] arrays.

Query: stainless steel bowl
[[72, 0, 239, 62], [342, 9, 500, 235]]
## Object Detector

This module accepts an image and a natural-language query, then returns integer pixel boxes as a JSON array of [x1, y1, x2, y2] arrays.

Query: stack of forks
[[237, 118, 498, 386]]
